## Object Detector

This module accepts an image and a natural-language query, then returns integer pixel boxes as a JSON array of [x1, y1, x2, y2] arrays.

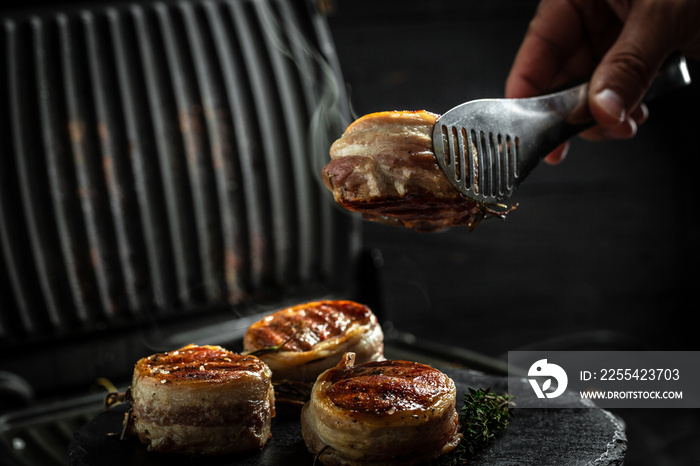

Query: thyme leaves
[[433, 387, 513, 465]]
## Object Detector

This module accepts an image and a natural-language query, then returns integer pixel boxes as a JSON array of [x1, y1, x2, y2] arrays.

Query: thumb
[[588, 3, 674, 128]]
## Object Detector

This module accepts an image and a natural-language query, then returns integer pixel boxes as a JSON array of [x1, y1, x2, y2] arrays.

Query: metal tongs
[[433, 54, 692, 204]]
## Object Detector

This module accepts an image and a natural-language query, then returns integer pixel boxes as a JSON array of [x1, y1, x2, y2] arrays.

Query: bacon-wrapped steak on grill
[[243, 300, 384, 384], [128, 344, 275, 455], [301, 352, 462, 465]]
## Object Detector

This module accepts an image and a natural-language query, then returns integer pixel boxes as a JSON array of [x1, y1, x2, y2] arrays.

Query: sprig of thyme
[[272, 379, 314, 406], [433, 387, 514, 465]]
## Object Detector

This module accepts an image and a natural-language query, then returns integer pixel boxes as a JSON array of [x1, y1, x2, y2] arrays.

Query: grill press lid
[[0, 0, 358, 397]]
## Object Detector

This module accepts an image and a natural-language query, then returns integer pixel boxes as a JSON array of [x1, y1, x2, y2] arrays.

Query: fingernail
[[601, 116, 637, 140], [632, 103, 649, 125], [594, 89, 626, 123], [544, 142, 569, 165], [558, 142, 570, 162]]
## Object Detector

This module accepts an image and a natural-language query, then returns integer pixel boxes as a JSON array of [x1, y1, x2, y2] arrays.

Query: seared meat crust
[[129, 344, 275, 455], [301, 352, 462, 465], [243, 300, 383, 382]]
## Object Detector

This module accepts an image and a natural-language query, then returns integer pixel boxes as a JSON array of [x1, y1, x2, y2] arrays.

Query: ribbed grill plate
[[0, 0, 355, 344]]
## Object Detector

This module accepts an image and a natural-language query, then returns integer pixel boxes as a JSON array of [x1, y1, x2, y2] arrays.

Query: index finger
[[505, 0, 612, 98]]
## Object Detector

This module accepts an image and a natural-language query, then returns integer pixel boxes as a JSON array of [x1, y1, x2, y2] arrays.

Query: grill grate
[[0, 392, 104, 466], [0, 1, 357, 464], [0, 0, 355, 345]]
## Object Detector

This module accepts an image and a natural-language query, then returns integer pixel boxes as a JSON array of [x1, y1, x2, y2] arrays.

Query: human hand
[[505, 0, 700, 164]]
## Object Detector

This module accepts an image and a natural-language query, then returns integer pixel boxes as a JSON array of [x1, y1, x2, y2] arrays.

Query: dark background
[[325, 1, 700, 465], [0, 0, 697, 464]]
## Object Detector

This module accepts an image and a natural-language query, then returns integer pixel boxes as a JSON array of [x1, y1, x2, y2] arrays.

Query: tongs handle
[[554, 53, 692, 140], [644, 53, 693, 101]]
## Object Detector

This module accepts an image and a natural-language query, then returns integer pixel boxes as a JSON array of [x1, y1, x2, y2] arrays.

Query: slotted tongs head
[[433, 54, 692, 204]]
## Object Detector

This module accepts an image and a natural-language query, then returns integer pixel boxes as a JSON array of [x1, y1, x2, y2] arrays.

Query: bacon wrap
[[128, 344, 275, 455]]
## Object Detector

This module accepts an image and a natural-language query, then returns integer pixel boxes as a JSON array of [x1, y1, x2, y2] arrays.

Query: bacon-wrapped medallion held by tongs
[[322, 110, 514, 232]]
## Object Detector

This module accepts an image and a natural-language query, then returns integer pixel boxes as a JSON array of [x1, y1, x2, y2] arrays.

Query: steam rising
[[255, 0, 351, 188]]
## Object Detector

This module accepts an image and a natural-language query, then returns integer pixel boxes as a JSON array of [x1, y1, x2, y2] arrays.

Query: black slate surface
[[67, 368, 625, 466]]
